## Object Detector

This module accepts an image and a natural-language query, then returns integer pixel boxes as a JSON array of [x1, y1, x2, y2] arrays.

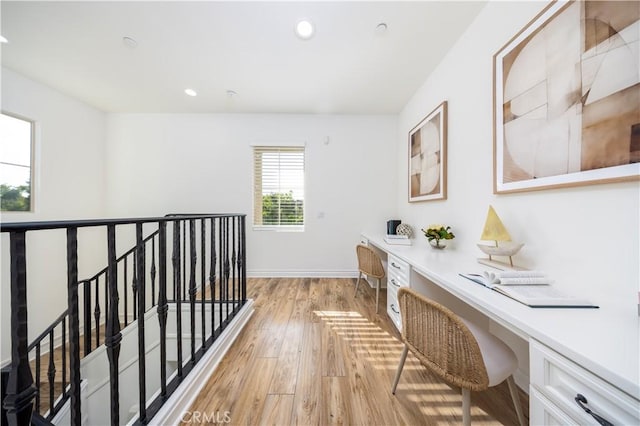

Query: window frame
[[252, 145, 305, 232], [0, 111, 35, 213]]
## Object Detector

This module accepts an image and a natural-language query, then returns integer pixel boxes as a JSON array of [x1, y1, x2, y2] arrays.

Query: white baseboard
[[248, 270, 359, 278], [146, 299, 255, 426]]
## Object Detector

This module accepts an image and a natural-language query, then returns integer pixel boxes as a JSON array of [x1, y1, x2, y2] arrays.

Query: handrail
[[0, 213, 246, 232], [27, 310, 68, 352], [2, 213, 247, 426]]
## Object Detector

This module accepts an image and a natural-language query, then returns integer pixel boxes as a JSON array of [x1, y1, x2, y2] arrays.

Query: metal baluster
[[151, 236, 157, 308], [218, 218, 224, 331], [124, 257, 128, 327], [132, 256, 137, 321], [157, 221, 168, 397], [5, 230, 38, 425], [47, 331, 55, 415], [136, 223, 147, 422], [105, 224, 121, 426], [67, 227, 81, 425], [189, 219, 197, 363], [231, 216, 237, 312], [240, 215, 246, 303], [104, 271, 109, 330], [173, 220, 183, 378], [83, 281, 91, 356], [94, 277, 100, 348], [224, 217, 230, 321], [182, 220, 186, 302], [200, 219, 206, 346], [61, 317, 66, 401], [209, 218, 217, 338], [35, 344, 41, 414]]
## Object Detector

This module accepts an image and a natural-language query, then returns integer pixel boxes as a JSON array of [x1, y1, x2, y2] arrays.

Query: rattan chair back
[[356, 245, 385, 279], [397, 287, 490, 391]]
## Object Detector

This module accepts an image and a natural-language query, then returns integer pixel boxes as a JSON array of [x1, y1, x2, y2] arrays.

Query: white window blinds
[[253, 146, 305, 228]]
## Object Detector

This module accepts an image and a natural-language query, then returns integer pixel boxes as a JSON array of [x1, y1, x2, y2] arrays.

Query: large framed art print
[[409, 101, 448, 202], [493, 0, 640, 193]]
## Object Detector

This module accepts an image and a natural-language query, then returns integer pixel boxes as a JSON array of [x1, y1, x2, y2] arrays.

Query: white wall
[[1, 68, 107, 363], [0, 70, 396, 364], [105, 113, 397, 276], [395, 1, 639, 315]]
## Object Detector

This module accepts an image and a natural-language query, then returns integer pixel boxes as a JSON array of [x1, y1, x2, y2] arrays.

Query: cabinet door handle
[[390, 304, 400, 314], [390, 278, 400, 287], [575, 394, 614, 426], [391, 262, 401, 270]]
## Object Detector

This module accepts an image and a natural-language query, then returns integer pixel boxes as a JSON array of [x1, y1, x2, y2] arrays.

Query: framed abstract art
[[409, 101, 448, 202], [493, 0, 639, 193]]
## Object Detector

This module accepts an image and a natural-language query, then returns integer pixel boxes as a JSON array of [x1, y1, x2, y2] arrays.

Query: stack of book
[[459, 271, 597, 308], [384, 234, 411, 245]]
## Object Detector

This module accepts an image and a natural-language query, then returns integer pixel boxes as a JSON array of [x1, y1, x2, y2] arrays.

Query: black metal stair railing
[[27, 310, 69, 420], [0, 213, 247, 426], [10, 229, 161, 424]]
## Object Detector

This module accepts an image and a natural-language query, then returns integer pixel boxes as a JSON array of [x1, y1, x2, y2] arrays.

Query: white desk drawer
[[386, 254, 408, 332], [530, 339, 639, 425], [387, 254, 408, 302], [388, 254, 409, 283], [387, 275, 405, 299], [387, 288, 402, 332], [530, 387, 580, 425]]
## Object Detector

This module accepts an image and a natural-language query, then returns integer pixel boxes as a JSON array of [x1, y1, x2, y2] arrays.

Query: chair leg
[[355, 272, 362, 296], [462, 388, 471, 426], [375, 278, 380, 313], [391, 345, 409, 394], [507, 376, 526, 426]]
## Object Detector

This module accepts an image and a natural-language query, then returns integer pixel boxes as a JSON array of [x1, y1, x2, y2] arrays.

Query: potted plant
[[422, 225, 455, 249]]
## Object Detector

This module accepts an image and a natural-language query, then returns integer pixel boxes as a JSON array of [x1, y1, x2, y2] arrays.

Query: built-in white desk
[[362, 233, 639, 425]]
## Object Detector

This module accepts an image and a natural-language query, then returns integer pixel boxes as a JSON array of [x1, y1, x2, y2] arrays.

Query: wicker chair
[[391, 287, 526, 426], [354, 244, 385, 313]]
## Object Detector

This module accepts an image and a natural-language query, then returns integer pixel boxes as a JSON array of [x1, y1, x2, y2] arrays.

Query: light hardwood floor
[[187, 277, 529, 425]]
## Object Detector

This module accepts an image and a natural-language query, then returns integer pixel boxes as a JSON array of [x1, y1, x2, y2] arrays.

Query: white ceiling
[[1, 1, 486, 114]]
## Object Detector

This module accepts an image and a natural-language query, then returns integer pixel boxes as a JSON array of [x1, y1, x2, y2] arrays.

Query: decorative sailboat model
[[477, 206, 524, 270]]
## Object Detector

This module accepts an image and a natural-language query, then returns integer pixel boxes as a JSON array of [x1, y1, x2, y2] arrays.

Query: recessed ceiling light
[[375, 23, 388, 36], [0, 35, 8, 43], [295, 20, 315, 40], [184, 88, 197, 97], [122, 36, 138, 48]]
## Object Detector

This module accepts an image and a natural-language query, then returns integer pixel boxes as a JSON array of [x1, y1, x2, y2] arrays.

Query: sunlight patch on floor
[[314, 310, 363, 317], [312, 308, 503, 425]]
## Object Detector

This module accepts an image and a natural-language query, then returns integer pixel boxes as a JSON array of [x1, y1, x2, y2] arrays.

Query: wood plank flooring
[[188, 278, 529, 425]]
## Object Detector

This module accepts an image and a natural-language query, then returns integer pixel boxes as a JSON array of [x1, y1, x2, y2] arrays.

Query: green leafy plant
[[1, 183, 31, 212], [422, 225, 455, 243], [262, 191, 303, 225]]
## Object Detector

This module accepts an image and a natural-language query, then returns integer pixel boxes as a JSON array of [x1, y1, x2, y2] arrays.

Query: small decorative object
[[396, 223, 414, 238], [477, 205, 524, 269], [422, 225, 455, 249], [387, 219, 402, 235]]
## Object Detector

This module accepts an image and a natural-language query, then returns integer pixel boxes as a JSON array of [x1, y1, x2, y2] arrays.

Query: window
[[253, 146, 305, 230], [0, 113, 34, 212]]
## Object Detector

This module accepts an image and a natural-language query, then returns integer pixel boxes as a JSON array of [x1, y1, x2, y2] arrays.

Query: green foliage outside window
[[262, 191, 303, 225], [1, 183, 31, 212]]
